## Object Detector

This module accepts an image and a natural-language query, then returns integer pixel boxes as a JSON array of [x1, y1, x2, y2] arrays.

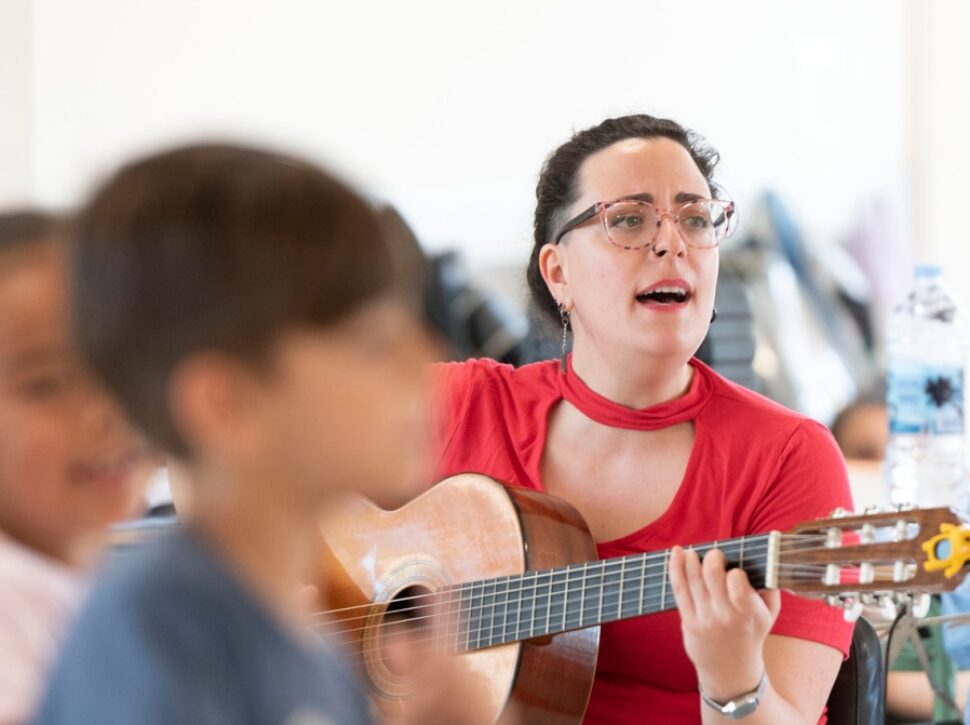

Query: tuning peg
[[830, 507, 849, 519], [896, 503, 916, 512], [878, 595, 898, 620], [826, 595, 841, 608], [860, 593, 876, 606], [912, 593, 931, 618], [842, 597, 864, 622], [863, 505, 882, 515]]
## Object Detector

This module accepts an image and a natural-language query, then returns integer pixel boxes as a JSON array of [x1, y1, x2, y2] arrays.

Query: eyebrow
[[615, 191, 706, 204], [3, 346, 72, 374]]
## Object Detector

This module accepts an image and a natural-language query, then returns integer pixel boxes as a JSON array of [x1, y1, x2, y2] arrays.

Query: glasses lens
[[603, 201, 656, 250], [677, 201, 730, 246]]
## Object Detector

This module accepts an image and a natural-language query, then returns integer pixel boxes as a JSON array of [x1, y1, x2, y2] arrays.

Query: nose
[[649, 214, 687, 258]]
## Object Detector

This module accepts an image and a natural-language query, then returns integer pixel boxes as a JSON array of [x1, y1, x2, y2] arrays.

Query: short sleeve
[[750, 420, 856, 657], [430, 361, 479, 480]]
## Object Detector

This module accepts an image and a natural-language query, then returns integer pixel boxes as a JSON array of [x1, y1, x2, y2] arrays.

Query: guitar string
[[308, 532, 900, 627], [318, 547, 788, 633], [307, 533, 835, 621], [309, 555, 903, 631], [312, 559, 884, 642], [310, 538, 775, 623], [309, 556, 901, 639], [325, 567, 910, 668]]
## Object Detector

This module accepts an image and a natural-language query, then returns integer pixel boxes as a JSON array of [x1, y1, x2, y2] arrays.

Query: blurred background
[[2, 0, 969, 453]]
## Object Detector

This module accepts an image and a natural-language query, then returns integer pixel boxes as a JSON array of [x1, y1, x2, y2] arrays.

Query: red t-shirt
[[431, 356, 854, 724]]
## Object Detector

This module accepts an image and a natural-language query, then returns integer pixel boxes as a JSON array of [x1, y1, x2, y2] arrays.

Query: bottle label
[[888, 362, 965, 435]]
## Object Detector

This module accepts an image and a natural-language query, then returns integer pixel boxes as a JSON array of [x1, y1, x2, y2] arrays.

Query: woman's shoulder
[[432, 357, 561, 402], [699, 361, 820, 428]]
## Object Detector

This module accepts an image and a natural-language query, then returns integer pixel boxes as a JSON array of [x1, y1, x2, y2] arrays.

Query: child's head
[[0, 212, 148, 564], [71, 144, 435, 508]]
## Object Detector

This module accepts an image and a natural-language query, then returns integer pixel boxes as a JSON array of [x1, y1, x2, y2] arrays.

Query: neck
[[455, 533, 777, 652], [570, 339, 694, 409], [185, 461, 321, 629]]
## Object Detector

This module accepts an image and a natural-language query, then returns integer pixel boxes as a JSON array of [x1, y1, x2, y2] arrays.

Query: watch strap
[[699, 672, 768, 720]]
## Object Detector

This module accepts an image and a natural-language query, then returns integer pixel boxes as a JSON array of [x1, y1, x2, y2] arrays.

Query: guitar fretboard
[[442, 533, 776, 652]]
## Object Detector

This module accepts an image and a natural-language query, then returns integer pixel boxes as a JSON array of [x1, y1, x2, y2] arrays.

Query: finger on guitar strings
[[669, 546, 697, 622]]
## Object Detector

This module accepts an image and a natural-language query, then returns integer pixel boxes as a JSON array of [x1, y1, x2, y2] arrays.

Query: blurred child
[[33, 145, 445, 724], [0, 212, 148, 724]]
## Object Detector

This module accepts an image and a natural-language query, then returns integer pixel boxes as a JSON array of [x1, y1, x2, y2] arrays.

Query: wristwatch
[[699, 673, 768, 719]]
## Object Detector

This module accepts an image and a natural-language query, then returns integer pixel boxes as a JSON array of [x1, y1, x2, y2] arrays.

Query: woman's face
[[540, 137, 719, 364]]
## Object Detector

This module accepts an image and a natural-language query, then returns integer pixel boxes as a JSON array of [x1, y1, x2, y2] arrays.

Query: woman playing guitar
[[430, 114, 854, 723]]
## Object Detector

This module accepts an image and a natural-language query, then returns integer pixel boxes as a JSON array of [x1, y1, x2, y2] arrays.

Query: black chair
[[827, 617, 885, 725]]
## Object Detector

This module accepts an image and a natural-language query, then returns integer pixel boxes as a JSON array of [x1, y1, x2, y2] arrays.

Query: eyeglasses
[[553, 196, 736, 250]]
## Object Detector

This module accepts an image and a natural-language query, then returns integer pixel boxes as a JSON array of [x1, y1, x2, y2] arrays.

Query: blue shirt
[[34, 528, 371, 725]]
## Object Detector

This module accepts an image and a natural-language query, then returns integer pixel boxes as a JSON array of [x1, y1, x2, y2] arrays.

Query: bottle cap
[[915, 264, 942, 279]]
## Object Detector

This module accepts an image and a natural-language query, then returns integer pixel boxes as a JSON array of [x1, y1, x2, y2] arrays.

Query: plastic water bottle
[[885, 266, 970, 510]]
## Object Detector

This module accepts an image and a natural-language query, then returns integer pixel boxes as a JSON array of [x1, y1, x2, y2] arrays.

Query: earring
[[559, 303, 570, 373], [711, 307, 718, 323]]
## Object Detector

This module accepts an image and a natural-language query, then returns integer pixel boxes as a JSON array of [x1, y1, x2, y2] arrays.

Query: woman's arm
[[670, 547, 843, 724]]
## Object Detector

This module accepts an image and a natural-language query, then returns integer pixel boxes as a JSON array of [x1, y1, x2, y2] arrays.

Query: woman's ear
[[538, 243, 571, 310]]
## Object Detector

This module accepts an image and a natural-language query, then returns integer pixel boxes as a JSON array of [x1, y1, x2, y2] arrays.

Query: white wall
[[0, 0, 34, 207], [909, 0, 970, 283], [31, 0, 909, 268]]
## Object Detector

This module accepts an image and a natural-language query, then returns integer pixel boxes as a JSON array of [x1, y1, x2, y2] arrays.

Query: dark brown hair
[[0, 210, 61, 253], [72, 143, 412, 458], [527, 114, 721, 326]]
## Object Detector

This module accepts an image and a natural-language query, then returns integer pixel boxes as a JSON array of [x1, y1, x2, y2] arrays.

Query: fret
[[444, 585, 463, 654], [660, 550, 669, 611], [638, 555, 646, 614], [739, 536, 745, 568], [481, 578, 497, 649], [565, 564, 584, 630], [452, 585, 464, 654], [601, 559, 622, 622], [617, 558, 626, 620], [578, 562, 588, 629], [514, 572, 531, 642], [494, 576, 510, 647], [527, 572, 539, 638], [620, 557, 640, 620], [598, 559, 623, 622], [581, 561, 602, 629], [595, 561, 605, 625], [553, 566, 570, 632], [467, 580, 481, 651]]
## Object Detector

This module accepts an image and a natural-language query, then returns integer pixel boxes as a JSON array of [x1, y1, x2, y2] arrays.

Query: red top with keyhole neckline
[[431, 356, 853, 724]]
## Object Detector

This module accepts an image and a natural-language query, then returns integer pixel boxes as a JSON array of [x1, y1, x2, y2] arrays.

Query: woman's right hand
[[668, 546, 780, 702]]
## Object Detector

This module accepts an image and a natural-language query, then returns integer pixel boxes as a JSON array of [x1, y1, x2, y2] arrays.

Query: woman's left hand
[[669, 546, 781, 701]]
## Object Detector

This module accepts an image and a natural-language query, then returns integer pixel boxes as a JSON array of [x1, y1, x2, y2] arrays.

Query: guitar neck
[[449, 532, 778, 652]]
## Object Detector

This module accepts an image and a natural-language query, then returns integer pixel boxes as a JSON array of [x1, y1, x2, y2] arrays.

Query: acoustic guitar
[[315, 473, 970, 723]]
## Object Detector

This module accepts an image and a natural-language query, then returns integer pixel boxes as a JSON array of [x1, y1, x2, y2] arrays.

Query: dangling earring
[[710, 307, 718, 323], [559, 303, 570, 373]]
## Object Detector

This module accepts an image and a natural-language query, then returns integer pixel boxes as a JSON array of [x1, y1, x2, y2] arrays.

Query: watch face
[[723, 698, 759, 719]]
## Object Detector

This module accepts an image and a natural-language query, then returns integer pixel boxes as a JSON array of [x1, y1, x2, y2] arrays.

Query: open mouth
[[635, 280, 693, 307]]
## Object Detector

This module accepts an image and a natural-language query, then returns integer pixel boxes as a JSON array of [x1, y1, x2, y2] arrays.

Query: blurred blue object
[[942, 581, 970, 669]]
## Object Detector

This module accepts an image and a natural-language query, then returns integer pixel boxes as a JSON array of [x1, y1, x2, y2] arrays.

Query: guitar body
[[316, 473, 600, 723]]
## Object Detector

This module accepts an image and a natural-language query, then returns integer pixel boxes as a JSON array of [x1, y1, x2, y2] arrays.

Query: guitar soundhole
[[380, 585, 436, 676]]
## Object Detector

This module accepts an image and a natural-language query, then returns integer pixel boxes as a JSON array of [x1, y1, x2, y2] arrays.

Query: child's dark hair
[[0, 210, 62, 253], [527, 114, 721, 326], [72, 143, 413, 458]]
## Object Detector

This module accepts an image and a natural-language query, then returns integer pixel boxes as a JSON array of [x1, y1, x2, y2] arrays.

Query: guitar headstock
[[780, 506, 970, 618]]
